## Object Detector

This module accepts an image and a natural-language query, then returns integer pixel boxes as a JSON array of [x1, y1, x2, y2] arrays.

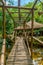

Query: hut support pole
[[1, 0, 6, 65]]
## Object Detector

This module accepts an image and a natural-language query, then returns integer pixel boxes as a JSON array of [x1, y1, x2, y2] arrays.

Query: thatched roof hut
[[15, 21, 43, 30]]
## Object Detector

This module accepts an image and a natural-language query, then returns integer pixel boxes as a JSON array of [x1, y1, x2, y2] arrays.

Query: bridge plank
[[6, 37, 33, 65]]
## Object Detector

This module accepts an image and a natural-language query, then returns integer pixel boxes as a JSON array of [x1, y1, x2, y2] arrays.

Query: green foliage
[[25, 2, 43, 23], [6, 19, 14, 34], [6, 0, 14, 5], [0, 2, 43, 33], [25, 2, 33, 7]]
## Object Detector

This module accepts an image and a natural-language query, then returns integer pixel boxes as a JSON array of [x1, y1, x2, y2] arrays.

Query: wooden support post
[[31, 9, 34, 58], [18, 0, 21, 22], [1, 0, 6, 65], [23, 20, 26, 39], [14, 17, 16, 43], [1, 39, 6, 65]]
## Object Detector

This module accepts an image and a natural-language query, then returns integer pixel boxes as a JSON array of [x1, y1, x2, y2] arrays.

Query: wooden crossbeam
[[0, 11, 31, 13], [38, 12, 43, 15], [0, 5, 37, 10], [32, 0, 38, 9], [9, 12, 31, 13], [33, 36, 43, 45], [13, 17, 27, 18]]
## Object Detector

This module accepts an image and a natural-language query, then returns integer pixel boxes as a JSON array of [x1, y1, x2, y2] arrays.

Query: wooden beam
[[5, 6, 37, 10], [23, 0, 38, 29], [1, 39, 6, 65], [32, 0, 38, 9], [31, 9, 34, 58], [0, 5, 37, 10], [38, 12, 43, 15], [9, 12, 31, 13], [33, 36, 43, 45], [25, 37, 31, 57], [6, 8, 15, 22], [14, 17, 26, 18], [1, 0, 6, 65], [14, 27, 41, 31], [5, 8, 16, 43], [0, 11, 30, 14], [18, 0, 21, 22]]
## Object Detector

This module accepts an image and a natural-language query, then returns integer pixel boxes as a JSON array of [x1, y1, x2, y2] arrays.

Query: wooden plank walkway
[[6, 37, 33, 65]]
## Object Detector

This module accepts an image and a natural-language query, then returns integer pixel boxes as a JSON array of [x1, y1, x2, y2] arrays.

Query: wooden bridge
[[6, 37, 33, 65], [0, 0, 43, 65]]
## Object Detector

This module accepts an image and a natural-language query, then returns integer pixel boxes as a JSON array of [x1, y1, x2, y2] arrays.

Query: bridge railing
[[33, 36, 43, 46]]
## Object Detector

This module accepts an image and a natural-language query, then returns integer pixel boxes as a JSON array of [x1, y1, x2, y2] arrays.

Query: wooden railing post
[[31, 9, 34, 58], [18, 0, 21, 22], [1, 0, 6, 65]]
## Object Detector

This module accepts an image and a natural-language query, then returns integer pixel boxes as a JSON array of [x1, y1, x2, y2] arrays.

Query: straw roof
[[26, 20, 43, 29], [15, 20, 43, 30]]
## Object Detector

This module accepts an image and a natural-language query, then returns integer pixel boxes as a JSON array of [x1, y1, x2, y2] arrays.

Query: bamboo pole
[[6, 8, 15, 22], [9, 11, 31, 13], [1, 0, 6, 65], [5, 8, 16, 43], [33, 36, 43, 45], [0, 5, 37, 10], [38, 12, 43, 15], [18, 0, 21, 22], [1, 39, 6, 65], [31, 9, 34, 58]]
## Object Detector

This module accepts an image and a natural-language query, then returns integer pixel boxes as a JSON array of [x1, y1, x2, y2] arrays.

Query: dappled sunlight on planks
[[32, 48, 43, 65]]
